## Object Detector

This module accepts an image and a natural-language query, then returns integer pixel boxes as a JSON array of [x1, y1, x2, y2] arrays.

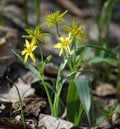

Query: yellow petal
[[21, 49, 27, 55], [78, 26, 84, 32], [30, 53, 36, 62], [24, 54, 29, 63], [32, 45, 37, 51], [58, 36, 64, 41], [48, 23, 53, 28], [53, 43, 61, 48], [59, 48, 63, 56], [65, 46, 70, 53], [60, 10, 68, 18], [72, 19, 77, 28], [31, 38, 36, 45], [25, 40, 30, 48]]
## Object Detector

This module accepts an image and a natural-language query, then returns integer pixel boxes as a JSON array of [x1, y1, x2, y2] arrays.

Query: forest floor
[[0, 0, 120, 129]]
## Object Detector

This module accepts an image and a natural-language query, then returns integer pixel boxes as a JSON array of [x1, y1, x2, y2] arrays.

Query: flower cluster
[[21, 26, 49, 63], [21, 10, 87, 63]]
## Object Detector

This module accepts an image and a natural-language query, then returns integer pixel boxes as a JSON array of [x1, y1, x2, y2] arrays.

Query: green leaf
[[97, 104, 120, 125], [53, 59, 67, 117], [74, 78, 91, 125], [88, 57, 118, 65], [55, 59, 67, 89], [76, 45, 116, 58], [44, 55, 52, 64], [97, 115, 107, 125], [80, 47, 91, 60], [67, 80, 83, 127]]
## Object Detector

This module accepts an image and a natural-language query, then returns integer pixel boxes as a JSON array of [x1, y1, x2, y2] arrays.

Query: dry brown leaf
[[38, 113, 73, 129], [93, 83, 116, 97], [23, 94, 46, 117], [0, 78, 35, 102], [12, 94, 46, 117], [0, 117, 32, 129]]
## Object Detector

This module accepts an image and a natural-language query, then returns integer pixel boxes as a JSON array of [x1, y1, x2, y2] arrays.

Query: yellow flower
[[22, 26, 49, 43], [54, 33, 72, 56], [21, 38, 37, 63], [42, 10, 68, 28], [63, 19, 87, 45]]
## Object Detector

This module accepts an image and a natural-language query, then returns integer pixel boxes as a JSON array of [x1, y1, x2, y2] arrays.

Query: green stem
[[36, 43, 54, 115], [6, 77, 26, 129], [53, 59, 67, 117], [38, 43, 44, 63], [55, 23, 60, 37], [116, 53, 120, 98], [23, 0, 29, 28], [67, 37, 78, 79], [73, 37, 77, 64], [118, 53, 120, 81], [41, 78, 54, 115], [65, 53, 75, 79], [34, 0, 40, 24], [106, 0, 116, 49], [53, 92, 60, 117], [98, 0, 117, 48]]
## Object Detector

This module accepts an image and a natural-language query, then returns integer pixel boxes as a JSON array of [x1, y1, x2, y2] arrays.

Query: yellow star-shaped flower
[[63, 19, 87, 45], [21, 38, 37, 63], [42, 10, 68, 28], [54, 33, 72, 56], [22, 26, 49, 43]]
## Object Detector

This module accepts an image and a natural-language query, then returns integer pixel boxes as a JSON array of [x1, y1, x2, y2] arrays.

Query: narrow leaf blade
[[74, 78, 91, 125]]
